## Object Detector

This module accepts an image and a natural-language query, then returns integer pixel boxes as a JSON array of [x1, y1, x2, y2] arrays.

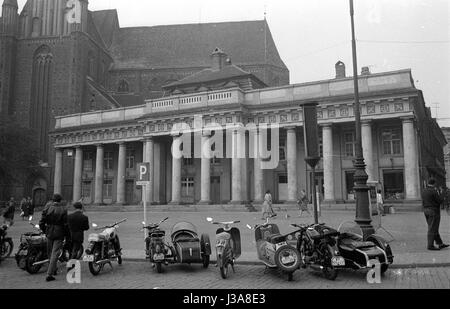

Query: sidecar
[[171, 222, 211, 268], [337, 223, 394, 274]]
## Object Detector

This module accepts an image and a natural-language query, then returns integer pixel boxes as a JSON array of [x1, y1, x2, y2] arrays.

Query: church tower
[[0, 0, 19, 117]]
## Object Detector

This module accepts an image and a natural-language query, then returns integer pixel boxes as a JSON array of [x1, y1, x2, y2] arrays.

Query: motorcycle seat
[[267, 234, 285, 244], [340, 238, 375, 250]]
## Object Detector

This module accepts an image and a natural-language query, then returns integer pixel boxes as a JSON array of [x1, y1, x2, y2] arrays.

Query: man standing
[[422, 179, 449, 251], [3, 197, 16, 226], [67, 202, 89, 260], [39, 194, 68, 282]]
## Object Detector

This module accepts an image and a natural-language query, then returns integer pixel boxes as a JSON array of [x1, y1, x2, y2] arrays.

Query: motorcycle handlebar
[[97, 219, 127, 230], [143, 217, 169, 230]]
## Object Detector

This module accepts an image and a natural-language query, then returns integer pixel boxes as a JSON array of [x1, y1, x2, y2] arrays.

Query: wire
[[358, 39, 450, 44], [285, 41, 351, 62]]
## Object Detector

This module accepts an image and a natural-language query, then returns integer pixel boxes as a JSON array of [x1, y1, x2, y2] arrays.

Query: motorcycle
[[84, 219, 126, 276], [15, 219, 71, 275], [291, 223, 344, 281], [337, 222, 394, 275], [247, 218, 301, 281], [143, 217, 174, 273], [170, 221, 211, 269], [0, 224, 14, 264], [207, 217, 241, 279]]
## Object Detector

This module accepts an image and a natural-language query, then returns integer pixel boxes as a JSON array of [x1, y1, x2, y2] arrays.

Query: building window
[[83, 152, 94, 172], [319, 134, 323, 158], [82, 181, 91, 199], [344, 132, 356, 157], [104, 152, 114, 170], [211, 156, 222, 165], [181, 177, 195, 197], [103, 180, 113, 198], [382, 128, 402, 155], [279, 138, 287, 161], [118, 79, 129, 93], [383, 170, 404, 200], [183, 158, 194, 166], [126, 149, 135, 169], [345, 171, 355, 200]]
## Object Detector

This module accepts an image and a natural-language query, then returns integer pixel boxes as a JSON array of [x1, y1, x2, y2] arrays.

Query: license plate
[[153, 253, 165, 261], [83, 255, 94, 262], [331, 257, 345, 267]]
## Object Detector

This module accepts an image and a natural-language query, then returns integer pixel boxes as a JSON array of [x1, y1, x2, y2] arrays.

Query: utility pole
[[349, 0, 375, 239]]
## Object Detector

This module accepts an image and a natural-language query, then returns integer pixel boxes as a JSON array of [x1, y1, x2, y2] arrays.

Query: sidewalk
[[8, 207, 450, 268]]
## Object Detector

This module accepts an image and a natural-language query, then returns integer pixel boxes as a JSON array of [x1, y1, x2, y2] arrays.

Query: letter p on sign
[[136, 163, 150, 186]]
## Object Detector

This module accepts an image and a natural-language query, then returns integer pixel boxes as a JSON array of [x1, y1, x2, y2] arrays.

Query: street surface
[[0, 258, 449, 289]]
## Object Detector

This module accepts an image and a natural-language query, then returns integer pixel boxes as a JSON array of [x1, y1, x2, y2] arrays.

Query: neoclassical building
[[50, 53, 446, 209]]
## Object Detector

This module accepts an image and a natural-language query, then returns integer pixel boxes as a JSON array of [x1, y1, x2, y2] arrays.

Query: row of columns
[[322, 117, 420, 201]]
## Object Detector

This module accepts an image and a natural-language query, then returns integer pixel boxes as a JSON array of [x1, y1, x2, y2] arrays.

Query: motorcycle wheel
[[156, 262, 163, 273], [25, 250, 43, 275], [274, 245, 301, 275], [321, 244, 338, 281], [0, 239, 13, 260], [88, 247, 102, 276]]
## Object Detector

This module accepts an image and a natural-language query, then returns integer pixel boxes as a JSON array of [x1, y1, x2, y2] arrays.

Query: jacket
[[422, 186, 443, 211], [2, 203, 15, 219], [67, 210, 89, 243], [39, 201, 68, 240]]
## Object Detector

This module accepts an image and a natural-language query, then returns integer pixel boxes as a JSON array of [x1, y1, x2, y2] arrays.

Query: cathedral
[[0, 0, 289, 204]]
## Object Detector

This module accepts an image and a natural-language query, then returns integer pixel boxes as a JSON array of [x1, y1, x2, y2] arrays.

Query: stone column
[[54, 148, 63, 195], [253, 130, 264, 204], [402, 117, 421, 200], [199, 132, 212, 205], [322, 124, 335, 202], [169, 135, 182, 205], [230, 129, 244, 204], [72, 146, 83, 203], [361, 120, 375, 182], [116, 142, 126, 205], [144, 138, 154, 204], [94, 144, 104, 205], [286, 127, 298, 203]]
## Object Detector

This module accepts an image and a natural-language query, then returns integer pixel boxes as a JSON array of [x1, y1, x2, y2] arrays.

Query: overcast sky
[[14, 0, 450, 126]]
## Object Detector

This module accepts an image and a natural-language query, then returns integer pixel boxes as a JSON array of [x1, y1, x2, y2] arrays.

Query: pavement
[[5, 207, 450, 268]]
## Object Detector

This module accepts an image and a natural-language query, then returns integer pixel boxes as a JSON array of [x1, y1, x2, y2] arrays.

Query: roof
[[163, 64, 265, 88], [91, 10, 120, 48], [108, 20, 287, 70]]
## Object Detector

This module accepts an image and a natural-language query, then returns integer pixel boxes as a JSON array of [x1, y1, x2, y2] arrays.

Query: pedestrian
[[261, 190, 276, 220], [67, 202, 89, 260], [20, 197, 28, 220], [39, 194, 68, 282], [376, 190, 385, 216], [27, 197, 34, 218], [297, 189, 311, 217], [422, 178, 449, 251], [2, 197, 16, 226]]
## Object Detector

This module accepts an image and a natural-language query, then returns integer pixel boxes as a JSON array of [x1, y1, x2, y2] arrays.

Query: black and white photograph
[[0, 0, 449, 296]]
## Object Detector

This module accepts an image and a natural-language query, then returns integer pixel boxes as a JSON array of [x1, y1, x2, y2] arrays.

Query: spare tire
[[274, 245, 301, 273]]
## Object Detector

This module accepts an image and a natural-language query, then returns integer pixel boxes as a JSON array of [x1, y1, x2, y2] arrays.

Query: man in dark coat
[[422, 179, 449, 251], [2, 197, 16, 226], [67, 202, 89, 260], [39, 194, 68, 282]]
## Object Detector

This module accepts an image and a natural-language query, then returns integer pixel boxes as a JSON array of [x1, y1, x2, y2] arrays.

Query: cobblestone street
[[0, 258, 449, 289]]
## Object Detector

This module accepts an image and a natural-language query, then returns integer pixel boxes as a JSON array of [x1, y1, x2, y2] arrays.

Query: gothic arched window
[[118, 79, 129, 93], [30, 45, 53, 159]]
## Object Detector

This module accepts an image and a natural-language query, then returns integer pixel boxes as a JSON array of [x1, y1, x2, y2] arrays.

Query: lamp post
[[349, 0, 375, 239]]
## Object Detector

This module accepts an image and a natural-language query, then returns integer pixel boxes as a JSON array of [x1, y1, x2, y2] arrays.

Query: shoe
[[428, 246, 440, 251], [438, 244, 450, 250], [46, 276, 56, 282]]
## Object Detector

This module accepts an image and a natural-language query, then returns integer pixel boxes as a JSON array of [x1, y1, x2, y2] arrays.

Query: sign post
[[137, 163, 151, 239]]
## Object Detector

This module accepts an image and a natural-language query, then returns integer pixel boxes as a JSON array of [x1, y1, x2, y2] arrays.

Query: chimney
[[335, 61, 346, 79], [361, 66, 371, 76], [211, 47, 228, 71]]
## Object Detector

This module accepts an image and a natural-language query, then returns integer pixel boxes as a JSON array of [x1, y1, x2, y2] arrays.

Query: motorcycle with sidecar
[[143, 217, 174, 273], [336, 222, 394, 275], [207, 217, 241, 279], [247, 218, 301, 281]]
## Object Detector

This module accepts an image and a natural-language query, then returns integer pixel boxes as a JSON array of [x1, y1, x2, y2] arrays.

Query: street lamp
[[349, 0, 375, 239]]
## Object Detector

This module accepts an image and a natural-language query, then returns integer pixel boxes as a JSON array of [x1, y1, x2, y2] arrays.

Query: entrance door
[[33, 189, 47, 207], [211, 176, 221, 204], [125, 180, 135, 205]]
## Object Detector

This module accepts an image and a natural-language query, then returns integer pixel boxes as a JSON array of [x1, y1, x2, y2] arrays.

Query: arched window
[[30, 45, 53, 159], [118, 79, 129, 93]]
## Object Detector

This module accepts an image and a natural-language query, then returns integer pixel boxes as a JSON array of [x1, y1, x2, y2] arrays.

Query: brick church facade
[[0, 0, 289, 204]]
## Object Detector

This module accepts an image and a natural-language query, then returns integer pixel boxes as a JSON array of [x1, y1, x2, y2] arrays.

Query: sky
[[13, 0, 450, 126]]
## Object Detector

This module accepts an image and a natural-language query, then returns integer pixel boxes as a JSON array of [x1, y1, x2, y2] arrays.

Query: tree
[[0, 120, 42, 200]]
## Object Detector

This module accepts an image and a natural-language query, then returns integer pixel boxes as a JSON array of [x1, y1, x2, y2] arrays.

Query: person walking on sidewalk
[[3, 197, 16, 226], [39, 194, 68, 282], [297, 190, 311, 217], [261, 190, 276, 220], [422, 178, 449, 251], [67, 202, 89, 260]]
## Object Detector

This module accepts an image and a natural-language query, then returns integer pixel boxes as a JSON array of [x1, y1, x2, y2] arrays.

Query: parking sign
[[136, 163, 150, 186]]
